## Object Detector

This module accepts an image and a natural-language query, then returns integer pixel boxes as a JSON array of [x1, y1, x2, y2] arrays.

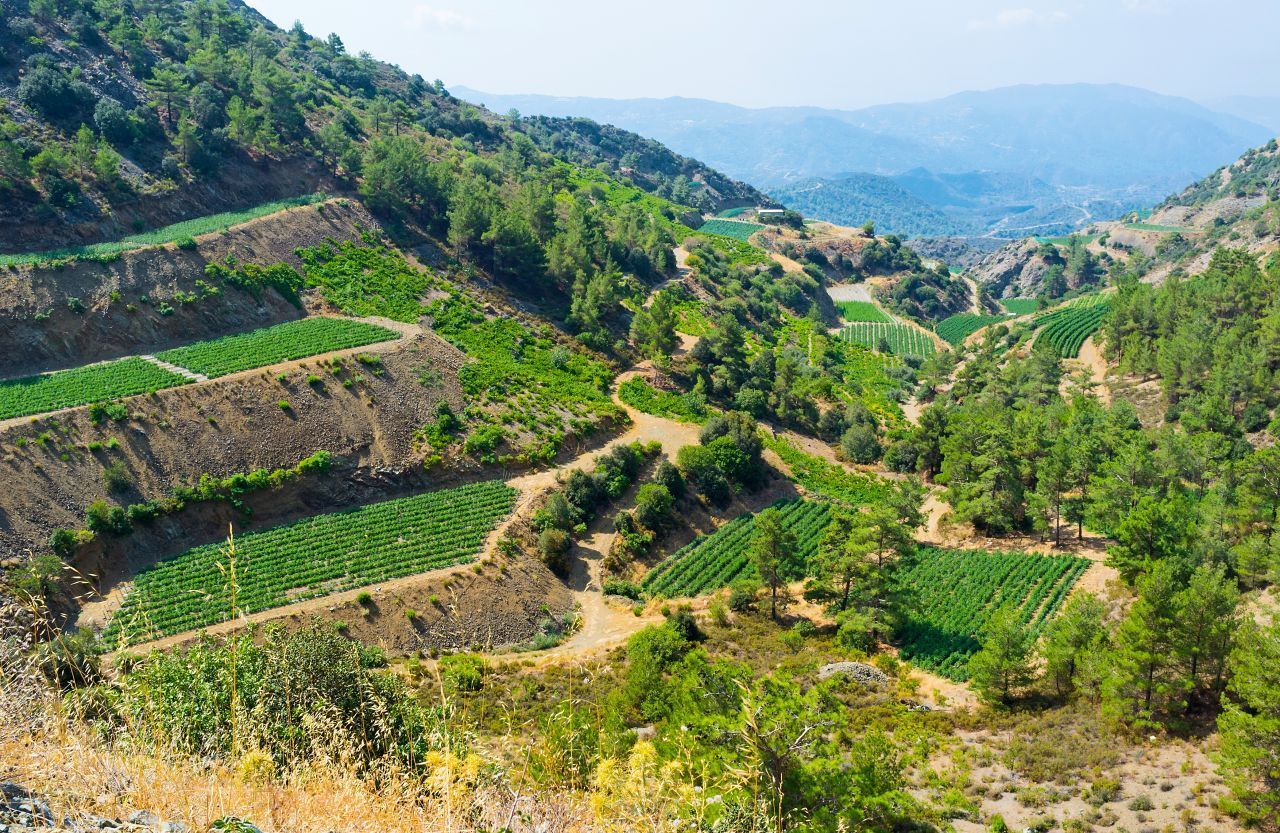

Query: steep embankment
[[0, 324, 466, 566], [0, 199, 378, 378]]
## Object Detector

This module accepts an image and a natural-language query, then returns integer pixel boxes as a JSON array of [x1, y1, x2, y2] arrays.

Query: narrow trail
[[1069, 335, 1112, 405], [139, 355, 208, 383]]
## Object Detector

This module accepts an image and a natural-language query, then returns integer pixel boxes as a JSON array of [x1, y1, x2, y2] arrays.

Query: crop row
[[642, 499, 830, 598], [102, 480, 518, 647], [838, 322, 936, 358], [156, 317, 399, 378], [0, 317, 398, 421], [0, 358, 190, 421], [934, 313, 1004, 345], [696, 219, 765, 242], [1035, 302, 1110, 359], [836, 301, 892, 323], [892, 548, 1089, 681], [999, 298, 1040, 316]]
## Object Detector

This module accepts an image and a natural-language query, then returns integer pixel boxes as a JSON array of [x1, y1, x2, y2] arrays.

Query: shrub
[[603, 578, 643, 601], [85, 499, 130, 535], [538, 528, 570, 574], [884, 440, 919, 473], [356, 591, 373, 606], [100, 625, 440, 773], [841, 424, 882, 464], [9, 553, 65, 602], [35, 627, 100, 690], [728, 580, 757, 612], [676, 444, 731, 505], [633, 483, 674, 531], [653, 459, 685, 498], [439, 654, 486, 693], [102, 460, 132, 493]]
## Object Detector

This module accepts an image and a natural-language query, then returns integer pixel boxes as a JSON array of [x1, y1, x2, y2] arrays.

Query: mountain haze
[[457, 83, 1274, 238]]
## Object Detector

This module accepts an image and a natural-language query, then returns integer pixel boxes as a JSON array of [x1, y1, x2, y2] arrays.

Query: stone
[[816, 661, 890, 687]]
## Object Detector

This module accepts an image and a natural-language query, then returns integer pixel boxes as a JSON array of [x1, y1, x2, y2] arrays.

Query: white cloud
[[410, 5, 475, 29], [968, 7, 1067, 30], [1121, 0, 1168, 12]]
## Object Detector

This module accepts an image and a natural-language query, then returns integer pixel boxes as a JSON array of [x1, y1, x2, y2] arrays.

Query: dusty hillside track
[[97, 369, 699, 658]]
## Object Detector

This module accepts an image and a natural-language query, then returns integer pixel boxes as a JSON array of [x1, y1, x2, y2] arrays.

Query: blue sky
[[249, 0, 1280, 109]]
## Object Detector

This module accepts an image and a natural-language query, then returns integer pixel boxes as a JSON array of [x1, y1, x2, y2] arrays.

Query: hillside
[[0, 4, 749, 251], [2, 4, 1280, 833], [969, 135, 1280, 299], [458, 83, 1273, 238]]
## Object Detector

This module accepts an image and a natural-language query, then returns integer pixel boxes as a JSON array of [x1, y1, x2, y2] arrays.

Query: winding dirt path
[[102, 368, 700, 659], [1069, 335, 1112, 405]]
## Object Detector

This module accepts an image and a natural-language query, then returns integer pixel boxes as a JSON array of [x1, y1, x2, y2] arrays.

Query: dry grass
[[1, 718, 593, 833]]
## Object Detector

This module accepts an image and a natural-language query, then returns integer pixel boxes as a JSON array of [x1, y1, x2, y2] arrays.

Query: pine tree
[[1040, 593, 1106, 697], [1174, 563, 1240, 709], [750, 508, 798, 620], [1103, 562, 1187, 726], [968, 604, 1035, 704], [1217, 614, 1280, 826]]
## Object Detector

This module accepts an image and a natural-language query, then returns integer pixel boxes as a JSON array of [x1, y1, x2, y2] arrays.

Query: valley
[[1, 3, 1279, 833]]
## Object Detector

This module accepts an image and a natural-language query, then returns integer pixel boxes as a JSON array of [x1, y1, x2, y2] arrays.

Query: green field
[[103, 481, 518, 647], [999, 298, 1040, 316], [1036, 233, 1101, 246], [836, 301, 893, 323], [893, 548, 1089, 681], [0, 194, 329, 268], [696, 219, 765, 242], [716, 207, 750, 218], [935, 313, 1004, 346], [765, 436, 888, 506], [1034, 294, 1111, 358], [0, 358, 190, 421], [1121, 222, 1199, 234], [641, 499, 830, 598], [155, 318, 398, 378], [839, 321, 936, 358], [617, 377, 707, 423]]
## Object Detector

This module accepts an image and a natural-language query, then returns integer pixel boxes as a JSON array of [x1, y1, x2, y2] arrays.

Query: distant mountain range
[[457, 84, 1275, 239]]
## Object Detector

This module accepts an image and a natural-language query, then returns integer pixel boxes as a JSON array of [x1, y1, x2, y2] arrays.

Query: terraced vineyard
[[0, 358, 190, 421], [839, 321, 936, 358], [696, 219, 765, 242], [0, 194, 328, 267], [103, 481, 518, 647], [894, 548, 1090, 681], [1034, 295, 1111, 358], [999, 298, 1040, 316], [155, 318, 399, 378], [641, 499, 829, 598], [935, 313, 1004, 345], [836, 301, 892, 323]]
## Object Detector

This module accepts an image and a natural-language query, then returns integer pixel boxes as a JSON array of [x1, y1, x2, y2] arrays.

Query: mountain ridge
[[456, 83, 1273, 239]]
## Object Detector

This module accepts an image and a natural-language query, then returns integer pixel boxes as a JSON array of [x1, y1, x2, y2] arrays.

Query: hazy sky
[[249, 0, 1279, 109]]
